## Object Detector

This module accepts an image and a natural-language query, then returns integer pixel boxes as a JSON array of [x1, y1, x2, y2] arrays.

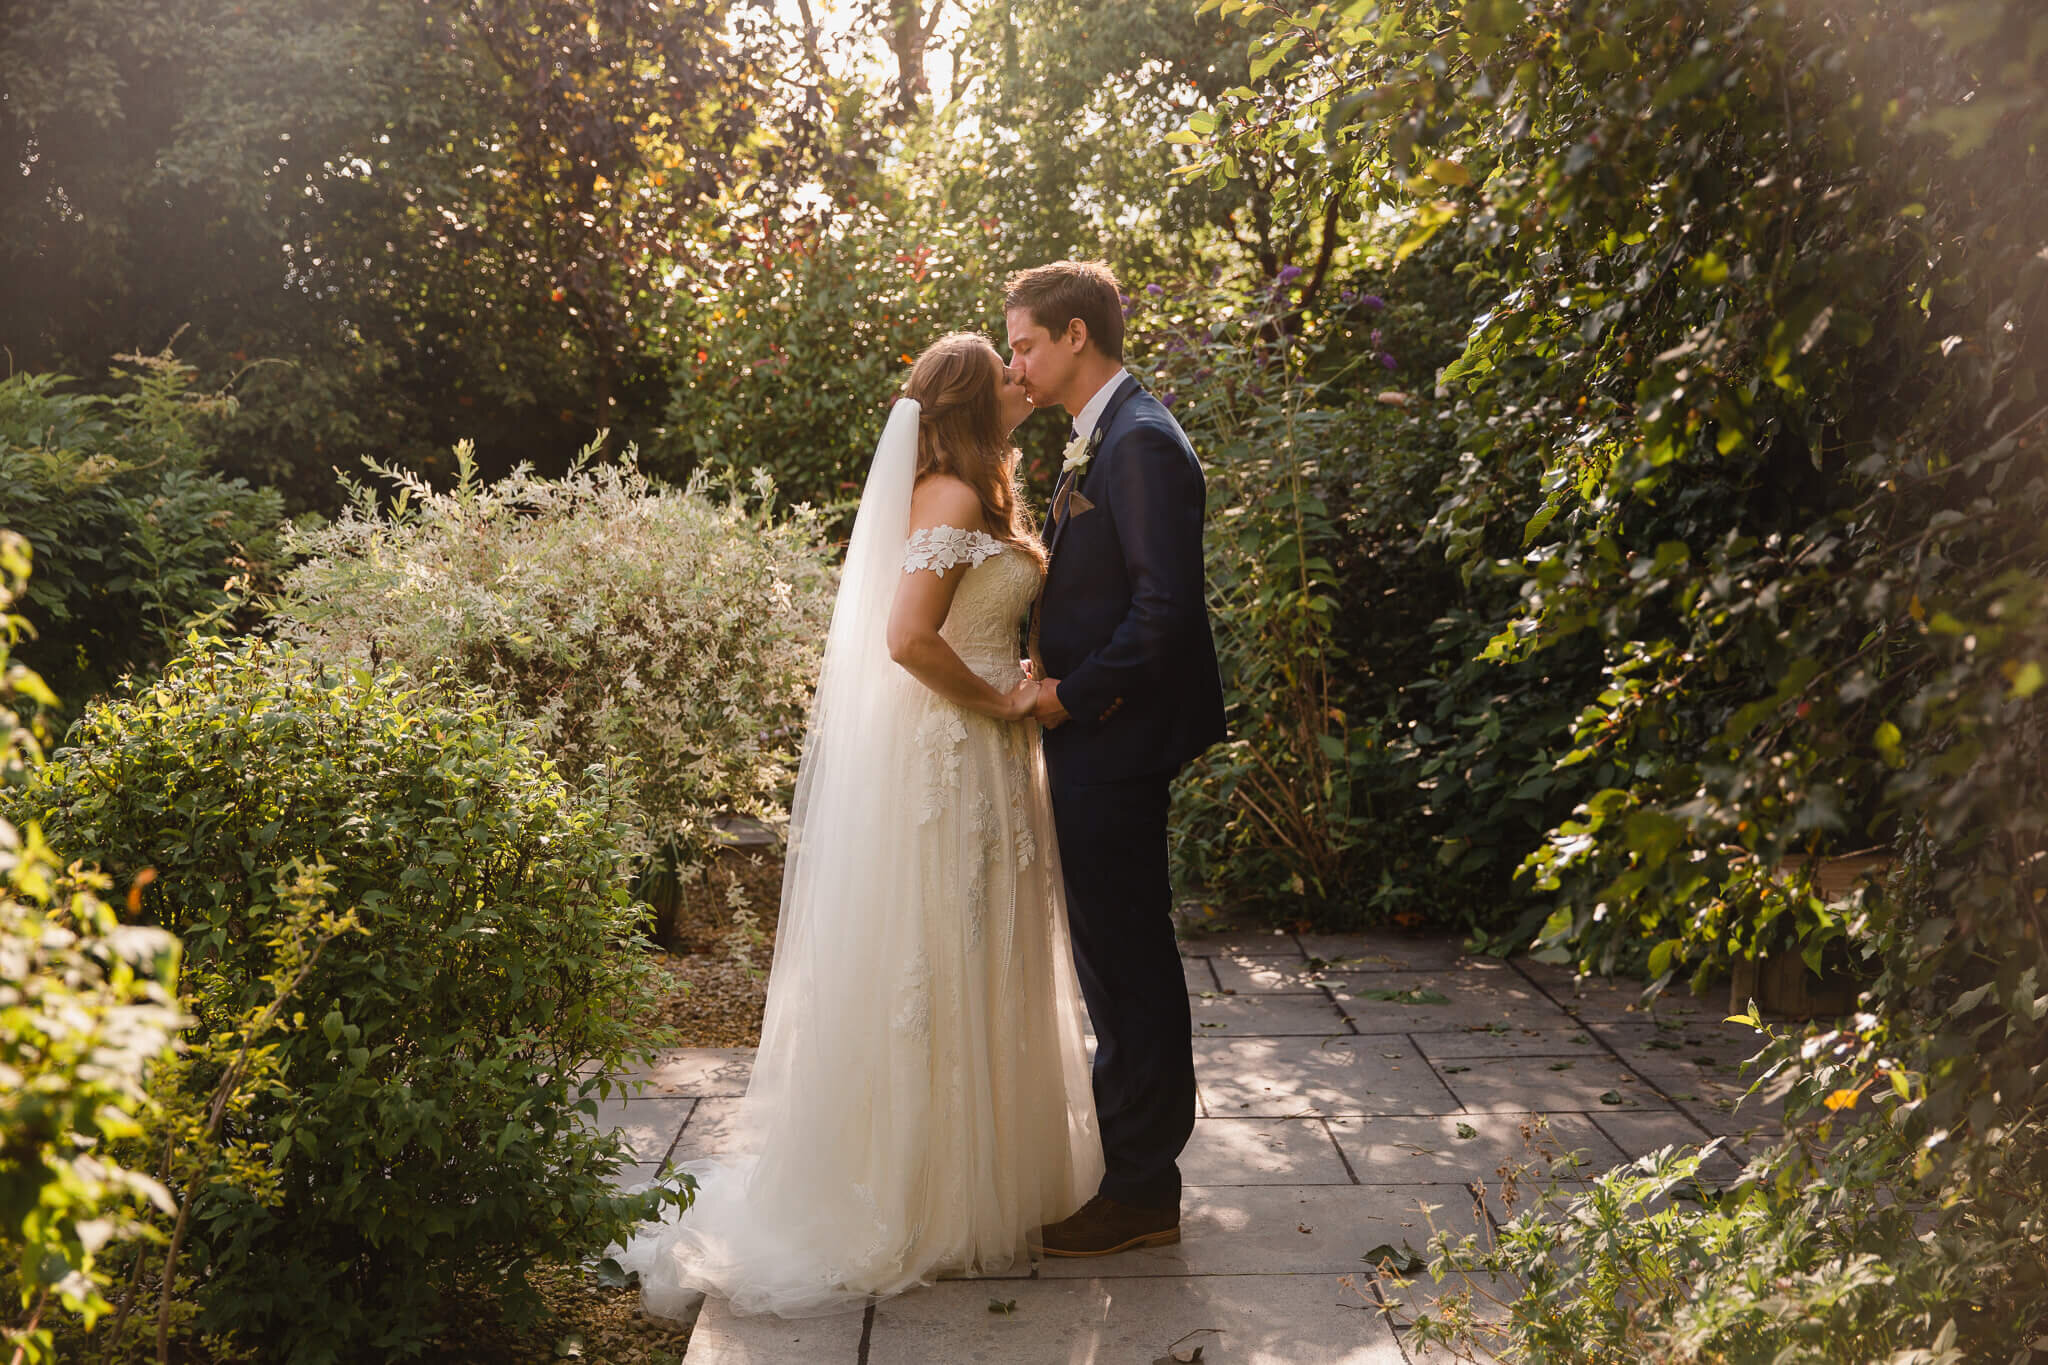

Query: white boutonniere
[[1061, 430, 1099, 475]]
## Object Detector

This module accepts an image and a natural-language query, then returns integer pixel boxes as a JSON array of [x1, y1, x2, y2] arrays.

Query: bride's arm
[[887, 476, 1035, 721]]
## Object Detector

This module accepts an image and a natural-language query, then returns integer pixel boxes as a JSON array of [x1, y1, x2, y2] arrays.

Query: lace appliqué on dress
[[913, 708, 968, 825], [903, 526, 1005, 578], [1006, 748, 1038, 872], [893, 948, 933, 1041]]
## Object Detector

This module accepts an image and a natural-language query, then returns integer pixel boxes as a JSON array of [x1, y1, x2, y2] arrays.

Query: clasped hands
[[1005, 660, 1069, 728]]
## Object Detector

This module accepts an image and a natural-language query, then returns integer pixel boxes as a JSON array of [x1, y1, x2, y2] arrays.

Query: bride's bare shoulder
[[909, 473, 987, 531]]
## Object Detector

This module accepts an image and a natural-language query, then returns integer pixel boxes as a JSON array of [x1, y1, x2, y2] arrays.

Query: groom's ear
[[1063, 317, 1092, 353]]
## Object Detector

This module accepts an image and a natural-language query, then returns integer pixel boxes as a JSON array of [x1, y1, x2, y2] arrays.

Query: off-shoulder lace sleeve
[[902, 526, 1004, 578]]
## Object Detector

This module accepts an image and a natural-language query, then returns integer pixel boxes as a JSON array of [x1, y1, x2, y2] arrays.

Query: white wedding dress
[[614, 400, 1102, 1320]]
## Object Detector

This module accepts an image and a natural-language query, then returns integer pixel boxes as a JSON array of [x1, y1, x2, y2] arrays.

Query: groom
[[1006, 261, 1227, 1256]]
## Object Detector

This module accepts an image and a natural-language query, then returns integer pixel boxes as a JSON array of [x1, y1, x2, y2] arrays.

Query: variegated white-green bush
[[271, 438, 836, 867]]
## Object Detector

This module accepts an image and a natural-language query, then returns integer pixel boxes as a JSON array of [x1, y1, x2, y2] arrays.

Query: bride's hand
[[999, 679, 1039, 722]]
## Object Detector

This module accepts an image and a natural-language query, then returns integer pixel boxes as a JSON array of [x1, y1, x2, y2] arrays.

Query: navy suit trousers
[[1047, 770, 1195, 1211]]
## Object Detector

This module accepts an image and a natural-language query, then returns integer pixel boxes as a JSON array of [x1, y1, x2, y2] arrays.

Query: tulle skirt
[[614, 674, 1102, 1320]]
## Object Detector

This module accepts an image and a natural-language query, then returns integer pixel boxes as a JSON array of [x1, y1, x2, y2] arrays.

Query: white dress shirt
[[1070, 368, 1131, 440]]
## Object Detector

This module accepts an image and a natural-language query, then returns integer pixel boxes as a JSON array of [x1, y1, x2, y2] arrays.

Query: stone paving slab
[[1191, 990, 1355, 1036], [1329, 1112, 1623, 1184], [1515, 961, 1725, 1022], [865, 1272, 1406, 1364], [682, 1298, 865, 1364], [1037, 1183, 1457, 1279], [615, 930, 1782, 1364], [1206, 941, 1471, 993], [1179, 1116, 1354, 1185], [670, 1096, 745, 1161], [1298, 935, 1476, 972], [637, 1048, 755, 1097], [1207, 952, 1349, 993], [1409, 1025, 1598, 1059], [1176, 928, 1305, 956], [587, 1095, 695, 1162], [1195, 1035, 1465, 1118], [1673, 1088, 1786, 1137], [1438, 1054, 1672, 1113], [1330, 969, 1566, 1035]]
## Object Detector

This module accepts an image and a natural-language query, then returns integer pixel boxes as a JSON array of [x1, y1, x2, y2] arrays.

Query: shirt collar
[[1071, 368, 1131, 440]]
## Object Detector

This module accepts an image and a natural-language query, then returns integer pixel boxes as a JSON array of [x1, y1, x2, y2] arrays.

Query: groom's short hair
[[1005, 261, 1124, 363]]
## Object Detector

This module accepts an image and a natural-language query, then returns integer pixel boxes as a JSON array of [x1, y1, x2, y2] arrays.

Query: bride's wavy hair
[[903, 333, 1047, 571]]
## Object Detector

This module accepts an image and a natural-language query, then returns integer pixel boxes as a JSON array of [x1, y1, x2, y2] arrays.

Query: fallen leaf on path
[[1362, 1242, 1426, 1274], [1358, 987, 1450, 1005]]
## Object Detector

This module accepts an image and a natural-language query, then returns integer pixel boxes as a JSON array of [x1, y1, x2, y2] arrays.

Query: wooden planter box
[[1726, 849, 1892, 1019]]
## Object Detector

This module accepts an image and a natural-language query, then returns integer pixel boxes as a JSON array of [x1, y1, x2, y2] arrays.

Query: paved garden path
[[593, 930, 1784, 1363]]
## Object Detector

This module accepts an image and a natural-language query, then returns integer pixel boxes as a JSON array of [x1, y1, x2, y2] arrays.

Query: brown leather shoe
[[1030, 1194, 1181, 1257]]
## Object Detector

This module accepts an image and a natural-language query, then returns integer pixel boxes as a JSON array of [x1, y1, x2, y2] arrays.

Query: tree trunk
[[888, 0, 932, 121]]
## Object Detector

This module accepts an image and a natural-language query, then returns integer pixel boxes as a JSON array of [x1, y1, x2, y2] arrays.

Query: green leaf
[[1949, 983, 1993, 1017], [1249, 33, 1301, 80]]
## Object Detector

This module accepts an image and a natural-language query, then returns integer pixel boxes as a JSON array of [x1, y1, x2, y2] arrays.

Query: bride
[[614, 333, 1103, 1319]]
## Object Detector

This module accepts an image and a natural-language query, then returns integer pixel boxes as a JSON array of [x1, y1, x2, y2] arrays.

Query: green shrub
[[12, 636, 677, 1363], [271, 439, 835, 882], [0, 531, 184, 1365], [0, 354, 285, 710], [1149, 268, 1598, 935], [1145, 280, 1378, 917]]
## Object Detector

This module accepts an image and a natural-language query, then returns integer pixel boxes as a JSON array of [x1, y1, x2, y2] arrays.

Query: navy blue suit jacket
[[1039, 376, 1228, 784]]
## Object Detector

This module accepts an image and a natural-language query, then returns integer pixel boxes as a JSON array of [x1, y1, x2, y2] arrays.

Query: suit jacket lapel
[[1045, 374, 1143, 566]]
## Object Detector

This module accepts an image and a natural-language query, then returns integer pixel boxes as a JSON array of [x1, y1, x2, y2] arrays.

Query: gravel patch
[[641, 846, 783, 1049]]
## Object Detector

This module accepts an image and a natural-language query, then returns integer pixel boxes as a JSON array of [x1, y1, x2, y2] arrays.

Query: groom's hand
[[1033, 679, 1070, 729]]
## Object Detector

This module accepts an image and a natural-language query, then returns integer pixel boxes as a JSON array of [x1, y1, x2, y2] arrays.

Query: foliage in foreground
[[0, 532, 185, 1365], [1404, 1104, 2044, 1365], [9, 637, 682, 1363], [272, 440, 835, 875]]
